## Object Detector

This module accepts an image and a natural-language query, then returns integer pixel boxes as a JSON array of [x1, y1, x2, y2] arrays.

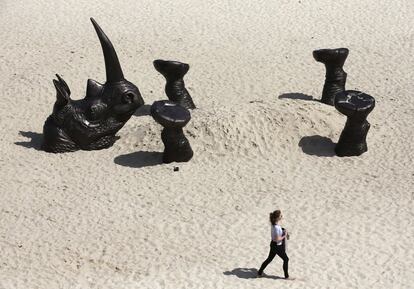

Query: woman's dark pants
[[258, 241, 289, 278]]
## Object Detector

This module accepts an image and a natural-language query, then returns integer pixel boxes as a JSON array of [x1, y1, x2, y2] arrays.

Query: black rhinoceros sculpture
[[42, 18, 144, 153]]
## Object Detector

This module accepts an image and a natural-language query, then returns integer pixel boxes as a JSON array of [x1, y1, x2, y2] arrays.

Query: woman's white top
[[271, 224, 283, 245]]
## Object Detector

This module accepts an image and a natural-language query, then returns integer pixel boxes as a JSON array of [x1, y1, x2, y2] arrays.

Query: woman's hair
[[269, 210, 282, 225]]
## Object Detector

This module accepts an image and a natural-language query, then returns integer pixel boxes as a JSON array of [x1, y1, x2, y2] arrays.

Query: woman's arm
[[274, 234, 286, 242]]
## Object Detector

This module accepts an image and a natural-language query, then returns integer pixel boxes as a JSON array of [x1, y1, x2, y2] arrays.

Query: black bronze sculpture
[[313, 48, 349, 105], [42, 18, 144, 153], [150, 100, 193, 163], [153, 60, 196, 109], [334, 90, 375, 157]]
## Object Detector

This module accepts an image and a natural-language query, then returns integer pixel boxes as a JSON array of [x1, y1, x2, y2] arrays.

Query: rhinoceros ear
[[86, 79, 103, 98], [55, 74, 71, 96], [53, 74, 71, 106]]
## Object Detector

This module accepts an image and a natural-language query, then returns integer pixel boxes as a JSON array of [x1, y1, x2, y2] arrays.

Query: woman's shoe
[[285, 276, 295, 280]]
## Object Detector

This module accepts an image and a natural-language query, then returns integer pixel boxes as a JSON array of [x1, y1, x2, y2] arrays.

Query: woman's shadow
[[223, 268, 283, 280]]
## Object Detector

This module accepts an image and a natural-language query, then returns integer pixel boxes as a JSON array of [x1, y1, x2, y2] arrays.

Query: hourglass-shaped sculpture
[[313, 48, 349, 105], [334, 90, 375, 157], [151, 100, 194, 163], [153, 59, 196, 110]]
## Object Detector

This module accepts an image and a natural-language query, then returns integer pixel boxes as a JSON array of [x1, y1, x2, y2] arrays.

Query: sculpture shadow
[[278, 93, 315, 101], [299, 135, 336, 157], [134, 104, 151, 117], [223, 268, 283, 280], [15, 131, 43, 150], [114, 151, 163, 168]]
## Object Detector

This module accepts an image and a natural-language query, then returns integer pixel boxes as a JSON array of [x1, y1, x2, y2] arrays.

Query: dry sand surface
[[1, 0, 413, 288]]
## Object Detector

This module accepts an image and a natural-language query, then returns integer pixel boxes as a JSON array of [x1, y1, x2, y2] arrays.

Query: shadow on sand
[[134, 104, 151, 117], [15, 131, 43, 150], [278, 93, 316, 101], [114, 151, 163, 168], [299, 135, 336, 157], [223, 268, 283, 280]]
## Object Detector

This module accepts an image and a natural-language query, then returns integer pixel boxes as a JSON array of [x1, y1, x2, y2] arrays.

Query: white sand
[[1, 0, 413, 288]]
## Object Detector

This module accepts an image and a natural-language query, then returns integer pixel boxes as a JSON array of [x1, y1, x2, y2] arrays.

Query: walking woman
[[257, 210, 290, 279]]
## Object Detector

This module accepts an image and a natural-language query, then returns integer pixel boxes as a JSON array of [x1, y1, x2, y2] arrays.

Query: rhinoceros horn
[[90, 18, 124, 83]]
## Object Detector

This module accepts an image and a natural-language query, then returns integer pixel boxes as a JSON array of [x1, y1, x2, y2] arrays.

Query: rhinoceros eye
[[123, 92, 135, 104]]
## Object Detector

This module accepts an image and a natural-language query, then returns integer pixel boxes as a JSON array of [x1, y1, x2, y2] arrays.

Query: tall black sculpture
[[313, 48, 349, 105], [150, 100, 193, 163], [334, 90, 375, 157], [153, 60, 196, 109], [42, 18, 144, 153]]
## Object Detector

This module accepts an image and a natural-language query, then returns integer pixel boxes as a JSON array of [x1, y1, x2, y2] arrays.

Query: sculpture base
[[161, 128, 193, 163], [335, 120, 370, 157]]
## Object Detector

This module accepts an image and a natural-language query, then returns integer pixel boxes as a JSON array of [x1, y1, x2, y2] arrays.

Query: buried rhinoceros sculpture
[[42, 18, 144, 153]]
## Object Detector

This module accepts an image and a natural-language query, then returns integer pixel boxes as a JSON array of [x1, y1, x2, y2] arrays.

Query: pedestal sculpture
[[313, 48, 349, 105], [42, 18, 144, 153], [153, 60, 196, 109], [151, 100, 193, 163], [334, 90, 375, 157]]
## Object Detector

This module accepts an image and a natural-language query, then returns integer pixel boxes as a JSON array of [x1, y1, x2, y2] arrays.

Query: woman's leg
[[258, 242, 277, 275], [275, 246, 289, 278]]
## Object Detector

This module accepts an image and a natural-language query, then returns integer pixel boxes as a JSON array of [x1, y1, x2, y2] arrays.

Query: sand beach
[[0, 0, 413, 288]]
